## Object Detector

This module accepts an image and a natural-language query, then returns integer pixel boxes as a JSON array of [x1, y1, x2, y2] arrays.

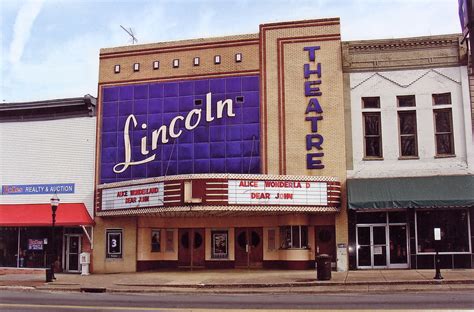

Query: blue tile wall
[[100, 75, 260, 183]]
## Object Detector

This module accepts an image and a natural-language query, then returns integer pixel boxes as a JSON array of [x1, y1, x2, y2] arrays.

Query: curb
[[115, 279, 474, 289]]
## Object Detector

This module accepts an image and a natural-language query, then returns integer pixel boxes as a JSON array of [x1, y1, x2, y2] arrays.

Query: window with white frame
[[362, 97, 382, 158], [397, 95, 418, 158], [279, 226, 308, 249], [433, 93, 455, 156]]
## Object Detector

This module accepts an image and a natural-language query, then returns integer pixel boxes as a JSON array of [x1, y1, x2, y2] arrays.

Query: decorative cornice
[[342, 34, 467, 72], [344, 36, 461, 53]]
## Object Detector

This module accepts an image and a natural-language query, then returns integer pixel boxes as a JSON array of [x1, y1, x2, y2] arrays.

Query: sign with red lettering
[[228, 180, 327, 206], [101, 182, 164, 210]]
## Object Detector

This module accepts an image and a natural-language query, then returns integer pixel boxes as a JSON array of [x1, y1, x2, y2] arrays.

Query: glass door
[[356, 225, 387, 269], [388, 225, 408, 268], [65, 235, 81, 272]]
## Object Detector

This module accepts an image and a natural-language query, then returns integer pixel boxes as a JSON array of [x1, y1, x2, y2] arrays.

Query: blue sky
[[0, 0, 461, 103]]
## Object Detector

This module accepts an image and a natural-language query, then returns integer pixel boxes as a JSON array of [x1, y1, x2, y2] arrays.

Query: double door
[[356, 224, 408, 269], [235, 228, 263, 268], [178, 228, 205, 268]]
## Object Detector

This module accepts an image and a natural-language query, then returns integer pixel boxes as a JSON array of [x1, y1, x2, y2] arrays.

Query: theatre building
[[344, 34, 474, 269], [93, 18, 348, 272], [0, 96, 96, 273]]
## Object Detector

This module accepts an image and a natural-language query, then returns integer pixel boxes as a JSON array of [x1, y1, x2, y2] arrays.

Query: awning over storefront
[[347, 175, 474, 210], [0, 203, 94, 226]]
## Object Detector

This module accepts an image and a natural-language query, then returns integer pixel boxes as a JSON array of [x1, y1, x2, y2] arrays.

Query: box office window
[[151, 229, 161, 252], [416, 210, 470, 253], [106, 229, 122, 258], [211, 230, 228, 259], [280, 226, 308, 249]]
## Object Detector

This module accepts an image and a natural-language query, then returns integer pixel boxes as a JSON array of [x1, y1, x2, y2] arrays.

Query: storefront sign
[[1, 183, 75, 195], [101, 182, 164, 210], [304, 46, 325, 170], [228, 180, 327, 206], [28, 239, 43, 250]]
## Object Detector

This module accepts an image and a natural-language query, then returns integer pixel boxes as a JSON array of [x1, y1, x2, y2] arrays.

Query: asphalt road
[[0, 289, 473, 311]]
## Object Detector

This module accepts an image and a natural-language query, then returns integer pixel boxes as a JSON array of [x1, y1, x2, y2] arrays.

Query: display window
[[416, 209, 470, 253]]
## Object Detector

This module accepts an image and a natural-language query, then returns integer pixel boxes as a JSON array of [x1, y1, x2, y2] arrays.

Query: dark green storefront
[[347, 175, 474, 270]]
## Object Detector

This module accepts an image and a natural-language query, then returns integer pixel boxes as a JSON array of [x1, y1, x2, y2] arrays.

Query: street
[[0, 289, 473, 311]]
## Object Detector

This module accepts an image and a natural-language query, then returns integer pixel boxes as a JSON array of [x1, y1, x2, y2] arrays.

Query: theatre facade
[[93, 18, 348, 272]]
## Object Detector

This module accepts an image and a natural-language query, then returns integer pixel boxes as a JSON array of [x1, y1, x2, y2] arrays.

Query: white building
[[0, 95, 96, 273], [343, 34, 474, 270]]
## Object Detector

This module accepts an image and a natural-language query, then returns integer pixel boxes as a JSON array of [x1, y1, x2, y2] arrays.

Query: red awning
[[0, 203, 94, 226]]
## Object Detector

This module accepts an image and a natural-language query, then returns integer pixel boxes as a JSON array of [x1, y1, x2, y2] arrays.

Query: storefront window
[[416, 210, 470, 253], [0, 227, 62, 268], [279, 226, 308, 249], [211, 230, 228, 259]]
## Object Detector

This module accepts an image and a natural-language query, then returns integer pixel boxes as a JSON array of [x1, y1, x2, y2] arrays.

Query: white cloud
[[8, 0, 44, 65]]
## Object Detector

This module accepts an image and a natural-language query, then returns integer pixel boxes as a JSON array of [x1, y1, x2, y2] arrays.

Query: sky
[[0, 0, 463, 103]]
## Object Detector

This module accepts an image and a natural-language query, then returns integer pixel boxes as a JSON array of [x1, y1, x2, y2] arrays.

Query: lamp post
[[50, 193, 60, 281]]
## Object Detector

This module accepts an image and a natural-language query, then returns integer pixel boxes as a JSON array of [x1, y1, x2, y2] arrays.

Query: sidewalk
[[1, 268, 474, 294]]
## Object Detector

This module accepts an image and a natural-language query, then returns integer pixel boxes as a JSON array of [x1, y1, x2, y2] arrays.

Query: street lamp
[[49, 193, 60, 281]]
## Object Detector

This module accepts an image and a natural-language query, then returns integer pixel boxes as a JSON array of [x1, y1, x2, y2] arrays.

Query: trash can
[[316, 254, 331, 280], [45, 268, 53, 282]]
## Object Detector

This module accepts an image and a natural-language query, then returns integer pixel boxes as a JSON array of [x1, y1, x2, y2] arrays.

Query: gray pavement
[[1, 268, 474, 294]]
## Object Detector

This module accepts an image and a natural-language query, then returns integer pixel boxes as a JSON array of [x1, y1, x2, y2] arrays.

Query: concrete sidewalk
[[1, 268, 474, 294]]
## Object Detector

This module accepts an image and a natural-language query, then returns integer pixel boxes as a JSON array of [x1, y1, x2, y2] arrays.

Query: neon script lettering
[[113, 92, 234, 173]]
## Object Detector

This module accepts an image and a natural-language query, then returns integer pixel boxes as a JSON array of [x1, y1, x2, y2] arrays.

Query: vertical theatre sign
[[304, 46, 324, 169]]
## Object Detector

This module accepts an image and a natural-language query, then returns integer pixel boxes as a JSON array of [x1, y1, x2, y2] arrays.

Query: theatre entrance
[[178, 228, 205, 269], [235, 227, 263, 268]]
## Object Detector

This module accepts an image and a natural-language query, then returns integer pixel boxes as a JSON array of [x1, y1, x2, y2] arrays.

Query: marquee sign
[[227, 180, 328, 206], [101, 182, 164, 210]]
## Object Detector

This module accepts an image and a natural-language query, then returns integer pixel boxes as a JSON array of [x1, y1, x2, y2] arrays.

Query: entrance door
[[178, 228, 205, 268], [356, 225, 387, 269], [234, 228, 263, 268], [388, 225, 408, 268], [65, 235, 81, 272], [315, 226, 336, 261]]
